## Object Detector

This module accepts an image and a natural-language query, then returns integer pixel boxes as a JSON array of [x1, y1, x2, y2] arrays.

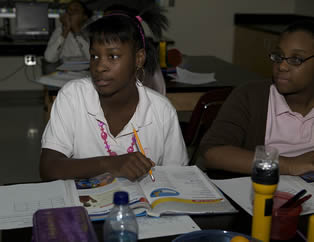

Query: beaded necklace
[[98, 121, 136, 156]]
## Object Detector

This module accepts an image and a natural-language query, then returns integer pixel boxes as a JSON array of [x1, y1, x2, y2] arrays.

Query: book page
[[140, 166, 222, 203], [212, 175, 314, 216], [138, 166, 237, 216], [75, 173, 149, 220], [0, 180, 79, 230]]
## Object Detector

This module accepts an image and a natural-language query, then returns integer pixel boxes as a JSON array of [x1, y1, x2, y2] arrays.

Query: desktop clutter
[[0, 153, 313, 241]]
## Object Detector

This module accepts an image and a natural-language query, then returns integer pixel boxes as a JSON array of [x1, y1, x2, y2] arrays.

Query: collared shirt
[[41, 77, 188, 166], [265, 84, 314, 156], [44, 26, 90, 63]]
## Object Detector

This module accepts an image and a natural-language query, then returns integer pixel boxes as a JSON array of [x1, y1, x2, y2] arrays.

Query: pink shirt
[[265, 85, 314, 157]]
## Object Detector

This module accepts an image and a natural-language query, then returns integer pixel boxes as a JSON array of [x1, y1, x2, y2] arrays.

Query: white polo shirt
[[41, 77, 188, 166]]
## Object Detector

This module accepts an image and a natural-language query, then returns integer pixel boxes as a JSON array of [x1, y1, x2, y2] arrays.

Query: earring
[[136, 66, 145, 84]]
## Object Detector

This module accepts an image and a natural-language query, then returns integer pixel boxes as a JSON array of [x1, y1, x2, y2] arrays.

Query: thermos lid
[[252, 161, 279, 185], [252, 146, 279, 185]]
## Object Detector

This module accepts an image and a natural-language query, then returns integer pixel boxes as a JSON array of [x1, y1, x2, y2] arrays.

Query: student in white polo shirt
[[40, 7, 189, 181]]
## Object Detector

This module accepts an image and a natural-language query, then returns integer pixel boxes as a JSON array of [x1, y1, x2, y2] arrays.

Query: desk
[[0, 171, 309, 242], [165, 55, 264, 111], [1, 202, 309, 242]]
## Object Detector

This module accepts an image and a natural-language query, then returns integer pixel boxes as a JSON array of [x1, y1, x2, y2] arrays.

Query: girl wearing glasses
[[200, 20, 314, 176]]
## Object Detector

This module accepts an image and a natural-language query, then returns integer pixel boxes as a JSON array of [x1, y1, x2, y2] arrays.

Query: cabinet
[[233, 26, 280, 78]]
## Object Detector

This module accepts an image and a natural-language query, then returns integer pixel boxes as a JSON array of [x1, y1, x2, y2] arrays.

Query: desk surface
[[166, 55, 265, 93], [1, 204, 308, 242], [41, 55, 265, 93], [0, 171, 309, 242], [40, 55, 266, 112]]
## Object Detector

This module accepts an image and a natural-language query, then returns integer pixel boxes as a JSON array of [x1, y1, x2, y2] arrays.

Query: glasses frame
[[269, 53, 314, 66]]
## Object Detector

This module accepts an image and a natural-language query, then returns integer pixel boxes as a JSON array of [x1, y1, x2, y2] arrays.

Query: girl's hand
[[60, 13, 71, 37], [106, 152, 155, 181], [69, 13, 86, 34]]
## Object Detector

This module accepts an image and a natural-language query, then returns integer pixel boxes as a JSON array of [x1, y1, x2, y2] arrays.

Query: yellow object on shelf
[[159, 41, 167, 68]]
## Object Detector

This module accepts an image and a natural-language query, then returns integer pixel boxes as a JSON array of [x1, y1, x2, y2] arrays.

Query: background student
[[44, 0, 92, 63], [40, 7, 188, 182], [200, 20, 314, 176]]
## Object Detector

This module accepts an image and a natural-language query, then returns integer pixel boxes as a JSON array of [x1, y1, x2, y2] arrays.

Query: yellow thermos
[[251, 146, 279, 242]]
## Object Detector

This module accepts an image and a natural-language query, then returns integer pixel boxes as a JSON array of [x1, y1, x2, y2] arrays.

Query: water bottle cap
[[113, 191, 129, 205]]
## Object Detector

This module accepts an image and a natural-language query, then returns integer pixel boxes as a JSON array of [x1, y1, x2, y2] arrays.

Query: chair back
[[183, 87, 233, 164]]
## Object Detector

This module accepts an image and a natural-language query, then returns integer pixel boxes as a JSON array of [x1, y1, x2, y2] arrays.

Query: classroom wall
[[163, 0, 295, 62], [294, 0, 314, 17]]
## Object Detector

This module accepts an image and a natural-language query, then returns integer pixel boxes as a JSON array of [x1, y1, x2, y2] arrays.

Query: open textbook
[[0, 166, 236, 230], [76, 166, 237, 220], [212, 175, 314, 216]]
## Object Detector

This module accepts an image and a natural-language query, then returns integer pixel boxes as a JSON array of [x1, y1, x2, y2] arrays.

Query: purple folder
[[32, 206, 98, 242]]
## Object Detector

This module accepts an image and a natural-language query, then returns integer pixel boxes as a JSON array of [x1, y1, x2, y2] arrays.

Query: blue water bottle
[[103, 191, 138, 242]]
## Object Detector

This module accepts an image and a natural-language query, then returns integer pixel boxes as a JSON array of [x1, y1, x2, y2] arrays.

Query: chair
[[182, 87, 233, 165]]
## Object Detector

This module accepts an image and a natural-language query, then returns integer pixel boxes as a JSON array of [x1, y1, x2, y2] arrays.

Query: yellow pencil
[[131, 125, 155, 182]]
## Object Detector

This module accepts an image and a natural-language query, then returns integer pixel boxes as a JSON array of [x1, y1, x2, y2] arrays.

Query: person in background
[[40, 7, 188, 181], [44, 0, 92, 63], [200, 20, 314, 176]]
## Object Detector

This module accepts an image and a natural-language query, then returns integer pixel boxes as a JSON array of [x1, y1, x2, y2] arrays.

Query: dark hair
[[68, 0, 93, 18], [282, 20, 314, 37], [86, 5, 168, 76]]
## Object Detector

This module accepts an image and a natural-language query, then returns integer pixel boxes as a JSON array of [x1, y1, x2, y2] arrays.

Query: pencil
[[131, 125, 155, 182]]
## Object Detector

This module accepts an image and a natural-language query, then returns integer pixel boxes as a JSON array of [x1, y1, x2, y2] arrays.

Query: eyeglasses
[[269, 53, 314, 66]]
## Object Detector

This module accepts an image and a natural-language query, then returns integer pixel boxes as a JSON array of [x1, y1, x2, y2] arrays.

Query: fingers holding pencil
[[125, 153, 155, 181], [131, 124, 156, 182], [108, 152, 154, 181]]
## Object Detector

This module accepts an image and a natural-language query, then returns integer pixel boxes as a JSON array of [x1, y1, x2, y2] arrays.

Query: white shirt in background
[[44, 26, 90, 63]]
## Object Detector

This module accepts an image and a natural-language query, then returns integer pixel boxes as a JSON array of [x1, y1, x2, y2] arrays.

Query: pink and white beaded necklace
[[98, 120, 136, 156]]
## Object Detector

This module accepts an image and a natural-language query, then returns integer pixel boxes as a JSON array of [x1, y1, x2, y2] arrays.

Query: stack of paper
[[0, 180, 79, 230], [171, 67, 217, 85], [34, 71, 89, 88]]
